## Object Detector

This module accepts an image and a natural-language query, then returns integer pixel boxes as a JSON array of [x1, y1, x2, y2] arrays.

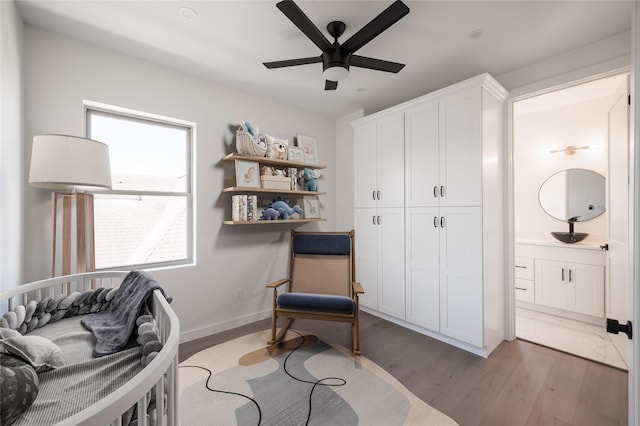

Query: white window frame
[[84, 101, 196, 271]]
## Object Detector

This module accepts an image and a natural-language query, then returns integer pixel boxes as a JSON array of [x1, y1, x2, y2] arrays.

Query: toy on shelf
[[267, 197, 303, 220], [259, 207, 282, 220], [300, 168, 319, 191]]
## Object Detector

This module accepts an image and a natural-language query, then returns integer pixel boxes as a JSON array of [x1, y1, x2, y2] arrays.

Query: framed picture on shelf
[[303, 196, 320, 219], [288, 146, 305, 162], [235, 160, 260, 188], [296, 134, 318, 164]]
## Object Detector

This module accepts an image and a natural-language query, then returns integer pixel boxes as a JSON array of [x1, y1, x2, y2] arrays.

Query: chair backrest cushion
[[292, 234, 351, 255], [291, 255, 351, 296]]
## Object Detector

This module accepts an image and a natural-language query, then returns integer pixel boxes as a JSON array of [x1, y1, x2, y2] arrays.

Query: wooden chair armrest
[[352, 281, 364, 294], [266, 278, 290, 289]]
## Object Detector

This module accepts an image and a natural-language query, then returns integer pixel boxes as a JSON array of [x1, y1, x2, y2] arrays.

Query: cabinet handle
[[433, 186, 438, 198], [377, 215, 381, 225], [561, 268, 565, 282], [515, 265, 527, 269], [434, 216, 439, 228], [377, 190, 381, 200], [440, 186, 445, 197], [515, 287, 528, 291], [440, 216, 445, 228], [569, 269, 572, 283], [372, 191, 376, 200], [372, 215, 376, 225]]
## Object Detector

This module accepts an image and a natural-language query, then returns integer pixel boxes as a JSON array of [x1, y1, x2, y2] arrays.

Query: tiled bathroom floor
[[516, 308, 627, 370]]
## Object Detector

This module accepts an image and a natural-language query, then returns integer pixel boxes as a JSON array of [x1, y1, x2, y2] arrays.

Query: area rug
[[179, 329, 457, 426]]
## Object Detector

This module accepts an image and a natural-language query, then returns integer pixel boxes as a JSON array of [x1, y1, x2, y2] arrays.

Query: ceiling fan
[[263, 0, 410, 90]]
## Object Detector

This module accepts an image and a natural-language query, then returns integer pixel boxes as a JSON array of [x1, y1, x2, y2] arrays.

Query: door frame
[[505, 62, 635, 422]]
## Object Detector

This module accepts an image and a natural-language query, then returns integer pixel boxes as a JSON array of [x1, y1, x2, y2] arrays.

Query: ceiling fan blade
[[325, 80, 338, 90], [351, 55, 405, 73], [341, 0, 410, 53], [276, 0, 332, 52], [263, 56, 322, 69]]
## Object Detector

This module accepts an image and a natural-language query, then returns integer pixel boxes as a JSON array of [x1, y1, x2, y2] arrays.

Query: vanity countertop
[[516, 238, 606, 251]]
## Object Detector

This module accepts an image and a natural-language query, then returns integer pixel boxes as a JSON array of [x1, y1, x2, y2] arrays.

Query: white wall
[[335, 109, 364, 232], [22, 26, 336, 342], [514, 96, 611, 243], [1, 1, 24, 292]]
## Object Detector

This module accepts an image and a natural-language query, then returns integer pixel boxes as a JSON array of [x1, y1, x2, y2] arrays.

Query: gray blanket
[[81, 271, 168, 357]]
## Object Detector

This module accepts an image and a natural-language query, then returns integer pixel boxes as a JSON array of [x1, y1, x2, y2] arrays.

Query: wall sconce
[[549, 145, 589, 155]]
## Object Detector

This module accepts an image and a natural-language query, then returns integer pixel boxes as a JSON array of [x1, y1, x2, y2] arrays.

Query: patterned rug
[[178, 329, 457, 426]]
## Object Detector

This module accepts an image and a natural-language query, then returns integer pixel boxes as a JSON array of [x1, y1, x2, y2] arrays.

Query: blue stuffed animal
[[301, 168, 318, 192], [259, 207, 282, 220], [270, 198, 303, 220]]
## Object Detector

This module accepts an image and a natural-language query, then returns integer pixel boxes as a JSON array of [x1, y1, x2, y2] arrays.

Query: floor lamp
[[29, 135, 112, 279]]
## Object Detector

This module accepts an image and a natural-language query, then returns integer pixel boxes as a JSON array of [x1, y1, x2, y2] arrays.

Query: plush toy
[[265, 135, 289, 160], [300, 168, 319, 191], [259, 207, 282, 220], [269, 198, 303, 220]]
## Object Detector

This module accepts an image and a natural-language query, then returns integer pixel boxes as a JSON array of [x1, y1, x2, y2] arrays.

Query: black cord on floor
[[179, 364, 262, 426], [179, 329, 347, 426], [283, 330, 347, 426]]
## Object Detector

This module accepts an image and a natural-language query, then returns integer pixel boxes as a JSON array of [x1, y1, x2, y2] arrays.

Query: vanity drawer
[[515, 257, 534, 280], [515, 278, 534, 303]]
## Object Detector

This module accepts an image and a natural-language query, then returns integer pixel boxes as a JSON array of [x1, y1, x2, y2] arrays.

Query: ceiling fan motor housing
[[322, 47, 350, 72]]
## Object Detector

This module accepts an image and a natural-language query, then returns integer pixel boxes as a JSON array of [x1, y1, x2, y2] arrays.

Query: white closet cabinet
[[355, 207, 405, 317], [354, 110, 405, 319], [354, 112, 404, 209], [354, 73, 508, 357]]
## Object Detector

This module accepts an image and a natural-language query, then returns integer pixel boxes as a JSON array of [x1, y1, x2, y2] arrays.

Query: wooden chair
[[266, 230, 364, 355]]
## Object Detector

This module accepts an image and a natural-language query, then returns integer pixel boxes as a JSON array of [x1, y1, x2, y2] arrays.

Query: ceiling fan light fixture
[[323, 65, 349, 81]]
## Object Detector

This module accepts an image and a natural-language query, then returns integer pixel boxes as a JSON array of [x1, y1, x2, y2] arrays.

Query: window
[[85, 104, 194, 270]]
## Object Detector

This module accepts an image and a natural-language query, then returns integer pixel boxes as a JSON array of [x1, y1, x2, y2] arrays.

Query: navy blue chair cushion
[[292, 234, 351, 255], [277, 292, 355, 314]]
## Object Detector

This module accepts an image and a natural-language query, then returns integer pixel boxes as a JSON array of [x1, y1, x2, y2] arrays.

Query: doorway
[[512, 72, 630, 370]]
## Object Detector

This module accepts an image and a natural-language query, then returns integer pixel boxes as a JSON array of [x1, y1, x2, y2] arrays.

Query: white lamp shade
[[29, 135, 112, 192]]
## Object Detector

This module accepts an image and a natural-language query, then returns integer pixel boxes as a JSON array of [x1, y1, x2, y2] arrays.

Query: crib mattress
[[14, 316, 143, 425]]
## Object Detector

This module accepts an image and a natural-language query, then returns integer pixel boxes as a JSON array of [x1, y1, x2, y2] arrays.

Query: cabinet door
[[568, 263, 604, 317], [377, 208, 405, 319], [439, 207, 483, 346], [405, 207, 440, 331], [439, 87, 482, 207], [354, 122, 378, 208], [354, 208, 378, 309], [405, 100, 439, 207], [534, 260, 567, 310], [377, 113, 405, 208]]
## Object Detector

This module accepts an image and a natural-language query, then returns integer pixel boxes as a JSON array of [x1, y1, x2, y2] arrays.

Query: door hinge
[[606, 318, 632, 339]]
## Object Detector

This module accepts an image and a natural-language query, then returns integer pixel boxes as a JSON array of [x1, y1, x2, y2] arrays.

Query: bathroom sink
[[551, 232, 589, 244]]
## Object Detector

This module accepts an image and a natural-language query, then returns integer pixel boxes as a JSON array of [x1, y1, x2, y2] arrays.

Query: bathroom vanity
[[515, 241, 606, 324]]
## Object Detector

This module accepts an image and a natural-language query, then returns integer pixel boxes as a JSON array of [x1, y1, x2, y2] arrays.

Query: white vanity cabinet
[[535, 260, 604, 317], [354, 73, 508, 357], [516, 242, 606, 321]]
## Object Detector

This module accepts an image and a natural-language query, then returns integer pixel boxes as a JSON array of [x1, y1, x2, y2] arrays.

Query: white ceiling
[[16, 0, 633, 119]]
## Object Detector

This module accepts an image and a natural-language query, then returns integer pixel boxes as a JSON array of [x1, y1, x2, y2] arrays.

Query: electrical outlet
[[236, 288, 243, 301]]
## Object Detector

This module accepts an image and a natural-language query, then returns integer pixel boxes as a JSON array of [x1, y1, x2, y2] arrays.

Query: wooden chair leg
[[353, 315, 361, 356], [269, 318, 294, 345]]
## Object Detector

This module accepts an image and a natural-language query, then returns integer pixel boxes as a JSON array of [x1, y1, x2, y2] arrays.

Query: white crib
[[0, 271, 180, 426]]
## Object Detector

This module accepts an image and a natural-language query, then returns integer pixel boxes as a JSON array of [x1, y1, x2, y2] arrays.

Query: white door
[[534, 260, 568, 310], [439, 88, 482, 207], [377, 208, 405, 319], [354, 122, 378, 208], [405, 207, 440, 331], [405, 101, 439, 207], [439, 206, 483, 346], [377, 113, 405, 208], [606, 76, 632, 367], [354, 208, 378, 309]]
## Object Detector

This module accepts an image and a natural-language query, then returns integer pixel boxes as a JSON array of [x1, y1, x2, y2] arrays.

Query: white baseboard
[[179, 309, 272, 344]]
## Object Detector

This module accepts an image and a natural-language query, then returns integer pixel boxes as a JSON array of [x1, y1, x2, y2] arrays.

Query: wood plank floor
[[179, 312, 628, 426]]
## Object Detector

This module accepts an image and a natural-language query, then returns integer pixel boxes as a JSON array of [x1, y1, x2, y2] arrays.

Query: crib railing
[[0, 271, 180, 426]]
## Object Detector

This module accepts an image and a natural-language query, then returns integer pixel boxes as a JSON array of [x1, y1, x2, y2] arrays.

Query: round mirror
[[538, 169, 606, 222]]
